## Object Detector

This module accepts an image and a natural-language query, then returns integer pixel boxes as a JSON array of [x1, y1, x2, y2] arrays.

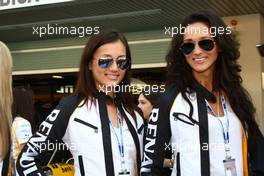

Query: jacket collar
[[193, 80, 216, 103]]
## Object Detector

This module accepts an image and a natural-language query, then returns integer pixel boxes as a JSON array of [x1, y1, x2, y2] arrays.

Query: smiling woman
[[141, 10, 264, 176], [89, 40, 129, 95], [16, 30, 144, 176], [182, 23, 219, 78]]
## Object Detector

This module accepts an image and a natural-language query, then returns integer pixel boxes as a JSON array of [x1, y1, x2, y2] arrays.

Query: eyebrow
[[139, 100, 146, 103], [183, 36, 213, 42], [100, 54, 126, 57]]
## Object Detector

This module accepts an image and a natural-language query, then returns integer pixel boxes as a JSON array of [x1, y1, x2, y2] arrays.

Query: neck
[[193, 70, 214, 92], [107, 92, 116, 98], [96, 83, 116, 98]]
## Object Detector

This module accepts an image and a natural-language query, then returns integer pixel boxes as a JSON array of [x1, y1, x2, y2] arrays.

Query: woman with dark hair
[[138, 89, 174, 170], [11, 87, 34, 174], [141, 10, 264, 176], [138, 89, 159, 121], [17, 30, 144, 176]]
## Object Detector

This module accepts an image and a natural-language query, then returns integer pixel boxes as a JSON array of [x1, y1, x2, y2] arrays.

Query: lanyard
[[109, 108, 130, 174], [205, 93, 231, 158], [109, 108, 124, 159]]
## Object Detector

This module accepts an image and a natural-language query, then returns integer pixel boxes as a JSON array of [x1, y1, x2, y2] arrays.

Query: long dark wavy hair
[[75, 30, 136, 118], [166, 10, 257, 137]]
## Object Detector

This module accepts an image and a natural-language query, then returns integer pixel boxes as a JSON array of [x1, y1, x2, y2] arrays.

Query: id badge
[[223, 158, 237, 176], [118, 170, 130, 176], [119, 159, 130, 176]]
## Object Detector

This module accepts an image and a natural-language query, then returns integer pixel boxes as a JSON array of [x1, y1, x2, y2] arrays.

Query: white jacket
[[17, 95, 144, 176], [141, 85, 249, 176]]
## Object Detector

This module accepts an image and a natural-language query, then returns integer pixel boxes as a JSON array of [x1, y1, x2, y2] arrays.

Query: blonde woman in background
[[0, 41, 13, 176]]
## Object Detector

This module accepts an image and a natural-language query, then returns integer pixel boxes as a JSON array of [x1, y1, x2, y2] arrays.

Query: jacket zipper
[[176, 152, 181, 176], [74, 118, 98, 133], [78, 155, 85, 176]]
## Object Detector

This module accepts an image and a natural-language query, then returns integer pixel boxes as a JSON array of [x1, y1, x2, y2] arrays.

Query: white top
[[208, 105, 243, 176], [61, 99, 144, 176], [0, 159, 3, 174], [111, 120, 137, 176], [16, 97, 144, 176], [11, 117, 32, 161], [165, 92, 244, 176]]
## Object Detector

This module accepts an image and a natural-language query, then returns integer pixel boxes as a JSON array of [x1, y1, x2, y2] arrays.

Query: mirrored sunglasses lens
[[199, 39, 214, 51], [181, 43, 195, 55], [117, 59, 129, 70], [98, 58, 113, 68]]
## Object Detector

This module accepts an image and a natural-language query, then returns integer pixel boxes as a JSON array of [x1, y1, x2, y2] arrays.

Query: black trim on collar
[[197, 89, 210, 176], [95, 91, 116, 102], [137, 124, 145, 134], [193, 80, 216, 103], [98, 94, 115, 176], [97, 92, 141, 176]]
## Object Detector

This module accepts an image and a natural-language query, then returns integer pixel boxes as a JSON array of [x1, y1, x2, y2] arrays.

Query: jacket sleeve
[[248, 123, 264, 175], [140, 95, 172, 176], [16, 96, 79, 176]]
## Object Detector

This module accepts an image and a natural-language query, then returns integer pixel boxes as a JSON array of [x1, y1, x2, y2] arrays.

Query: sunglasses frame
[[180, 38, 216, 55], [97, 55, 130, 70]]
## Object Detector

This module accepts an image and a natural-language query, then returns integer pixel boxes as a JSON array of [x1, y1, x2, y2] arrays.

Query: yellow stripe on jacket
[[242, 127, 248, 176]]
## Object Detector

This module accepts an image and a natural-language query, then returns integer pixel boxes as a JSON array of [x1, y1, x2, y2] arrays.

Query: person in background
[[11, 87, 34, 174], [17, 30, 144, 176], [138, 89, 173, 169], [0, 41, 13, 176], [141, 10, 264, 176], [138, 89, 159, 121]]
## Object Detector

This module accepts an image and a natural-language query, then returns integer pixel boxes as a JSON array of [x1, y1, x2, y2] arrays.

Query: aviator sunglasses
[[98, 55, 130, 70], [180, 39, 215, 55]]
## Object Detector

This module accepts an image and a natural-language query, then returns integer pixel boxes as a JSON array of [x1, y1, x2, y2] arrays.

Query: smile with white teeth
[[193, 57, 206, 63], [106, 74, 119, 79]]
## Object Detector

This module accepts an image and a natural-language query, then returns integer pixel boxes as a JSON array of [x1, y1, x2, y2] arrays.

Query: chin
[[195, 69, 207, 73], [193, 66, 210, 73], [105, 81, 120, 87]]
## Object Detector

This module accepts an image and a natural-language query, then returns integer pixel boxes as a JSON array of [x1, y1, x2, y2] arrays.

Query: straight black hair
[[75, 30, 136, 118]]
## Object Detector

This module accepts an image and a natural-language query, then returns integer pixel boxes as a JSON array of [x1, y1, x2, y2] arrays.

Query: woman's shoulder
[[156, 86, 180, 105], [59, 95, 83, 105], [12, 117, 31, 127], [56, 94, 86, 110], [123, 106, 144, 127]]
